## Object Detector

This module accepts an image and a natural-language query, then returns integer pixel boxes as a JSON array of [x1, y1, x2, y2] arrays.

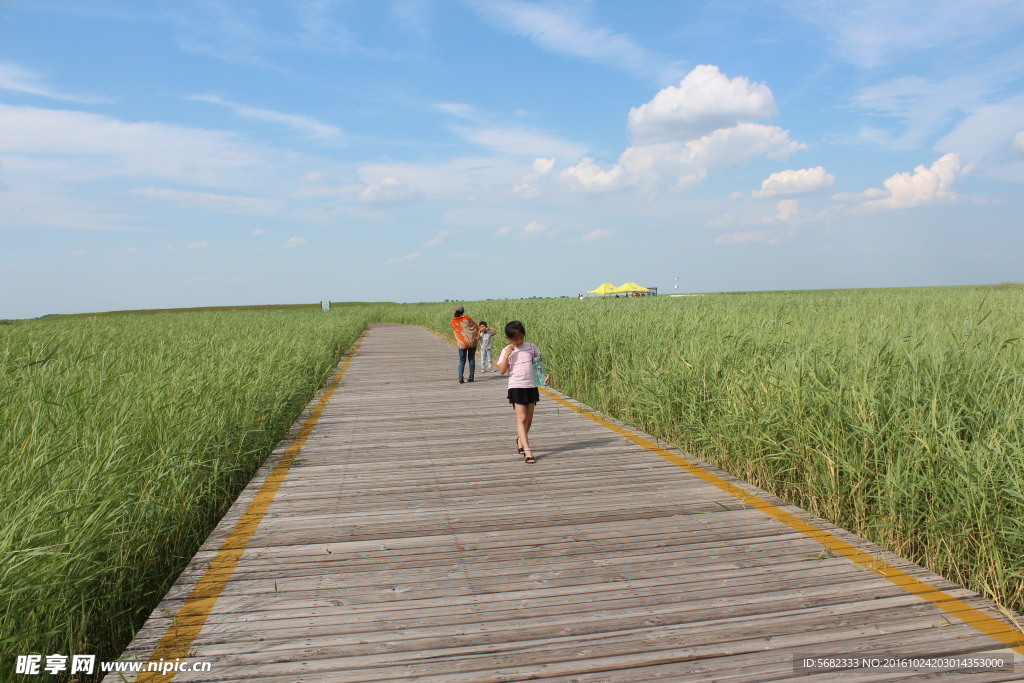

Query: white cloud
[[282, 236, 307, 248], [186, 241, 210, 250], [192, 94, 343, 140], [513, 156, 558, 196], [710, 199, 803, 234], [350, 158, 501, 206], [457, 126, 586, 160], [0, 62, 92, 101], [683, 123, 804, 167], [775, 199, 801, 223], [171, 1, 282, 66], [355, 148, 574, 207], [470, 1, 682, 83], [561, 156, 628, 192], [0, 183, 142, 232], [0, 105, 274, 188], [563, 123, 803, 193], [435, 102, 480, 120], [512, 183, 540, 198], [836, 153, 964, 212], [808, 3, 1024, 155], [385, 251, 419, 264], [532, 157, 555, 175], [110, 247, 140, 255], [422, 230, 451, 248], [832, 188, 889, 202], [391, 0, 432, 40], [936, 95, 1024, 161], [851, 74, 996, 151], [1015, 132, 1024, 155], [496, 220, 558, 238], [785, 1, 1024, 69], [714, 228, 787, 245], [252, 228, 267, 235], [560, 65, 802, 195], [754, 167, 835, 198], [357, 176, 422, 206], [629, 65, 775, 144], [711, 199, 803, 245], [134, 187, 282, 215], [581, 228, 613, 241]]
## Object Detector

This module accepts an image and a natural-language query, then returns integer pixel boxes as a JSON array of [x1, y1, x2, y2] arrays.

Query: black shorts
[[507, 387, 540, 406]]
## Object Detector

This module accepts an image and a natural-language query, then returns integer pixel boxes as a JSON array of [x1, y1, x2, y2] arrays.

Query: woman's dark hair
[[505, 320, 525, 338]]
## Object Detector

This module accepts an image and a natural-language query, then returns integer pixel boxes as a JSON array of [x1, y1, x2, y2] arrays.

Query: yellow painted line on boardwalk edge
[[541, 387, 1024, 656], [138, 331, 367, 681], [422, 323, 1022, 652]]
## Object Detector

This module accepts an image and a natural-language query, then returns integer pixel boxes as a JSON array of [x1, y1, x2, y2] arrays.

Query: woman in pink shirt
[[497, 320, 550, 464]]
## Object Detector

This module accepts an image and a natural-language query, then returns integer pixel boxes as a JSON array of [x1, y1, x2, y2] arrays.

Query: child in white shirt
[[478, 321, 495, 371]]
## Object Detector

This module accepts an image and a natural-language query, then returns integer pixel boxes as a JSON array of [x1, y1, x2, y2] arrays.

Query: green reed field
[[2, 286, 1022, 672], [369, 285, 1024, 621], [1, 309, 367, 670]]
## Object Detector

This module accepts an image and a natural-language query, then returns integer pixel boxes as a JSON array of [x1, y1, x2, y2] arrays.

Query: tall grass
[[3, 286, 1021, 674], [368, 286, 1024, 618], [1, 309, 365, 669]]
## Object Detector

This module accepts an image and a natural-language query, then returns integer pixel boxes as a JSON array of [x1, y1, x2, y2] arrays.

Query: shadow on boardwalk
[[113, 324, 1024, 682]]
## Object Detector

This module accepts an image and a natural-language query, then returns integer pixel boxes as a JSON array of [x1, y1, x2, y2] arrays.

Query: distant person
[[450, 305, 478, 383], [478, 321, 495, 372], [497, 320, 550, 464]]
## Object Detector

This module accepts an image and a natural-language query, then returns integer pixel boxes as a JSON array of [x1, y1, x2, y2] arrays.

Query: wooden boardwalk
[[114, 324, 1024, 681]]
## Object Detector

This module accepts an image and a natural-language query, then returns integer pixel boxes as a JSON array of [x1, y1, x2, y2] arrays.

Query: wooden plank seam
[[136, 331, 368, 681], [134, 323, 1024, 682], [430, 320, 1024, 653], [540, 386, 1024, 657]]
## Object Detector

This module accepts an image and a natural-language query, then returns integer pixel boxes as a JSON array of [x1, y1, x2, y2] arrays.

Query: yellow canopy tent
[[586, 283, 618, 295], [613, 282, 651, 293]]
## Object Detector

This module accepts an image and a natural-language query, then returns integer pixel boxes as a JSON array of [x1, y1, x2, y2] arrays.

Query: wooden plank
[[110, 323, 1024, 681]]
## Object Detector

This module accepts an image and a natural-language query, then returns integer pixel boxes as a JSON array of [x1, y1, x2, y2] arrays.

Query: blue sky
[[2, 1, 1023, 318]]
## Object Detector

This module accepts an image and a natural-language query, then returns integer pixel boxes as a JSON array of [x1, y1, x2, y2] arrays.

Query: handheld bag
[[532, 350, 547, 387]]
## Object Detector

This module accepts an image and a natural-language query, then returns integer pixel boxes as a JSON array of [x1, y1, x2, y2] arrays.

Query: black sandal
[[516, 437, 525, 455], [523, 449, 536, 464]]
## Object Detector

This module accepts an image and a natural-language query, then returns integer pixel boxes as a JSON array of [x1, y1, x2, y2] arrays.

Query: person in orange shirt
[[450, 305, 479, 383]]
